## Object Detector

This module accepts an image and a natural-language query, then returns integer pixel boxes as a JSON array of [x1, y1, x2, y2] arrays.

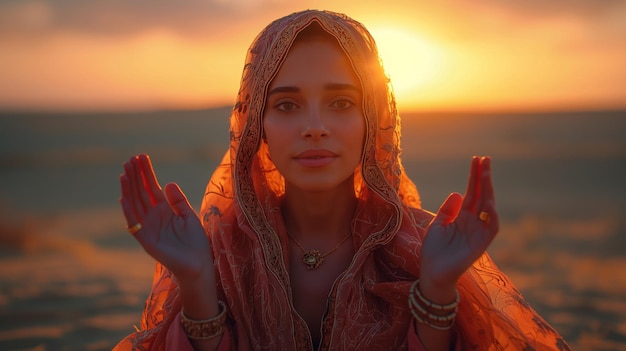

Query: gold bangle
[[408, 280, 459, 331], [409, 295, 457, 322], [410, 279, 459, 311], [180, 300, 227, 340], [409, 301, 456, 330]]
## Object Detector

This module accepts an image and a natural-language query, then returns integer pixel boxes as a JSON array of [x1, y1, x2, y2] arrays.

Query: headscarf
[[115, 9, 570, 351]]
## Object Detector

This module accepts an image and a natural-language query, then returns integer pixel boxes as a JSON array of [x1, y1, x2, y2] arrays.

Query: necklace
[[286, 231, 352, 270]]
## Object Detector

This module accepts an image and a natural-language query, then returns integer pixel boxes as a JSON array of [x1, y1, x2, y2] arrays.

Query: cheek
[[263, 119, 289, 158], [263, 120, 277, 145], [350, 117, 367, 151]]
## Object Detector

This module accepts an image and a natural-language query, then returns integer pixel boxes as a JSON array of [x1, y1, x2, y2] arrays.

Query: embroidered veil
[[114, 9, 569, 351]]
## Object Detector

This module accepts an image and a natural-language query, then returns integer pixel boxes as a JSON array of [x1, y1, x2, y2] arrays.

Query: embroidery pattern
[[114, 10, 571, 351]]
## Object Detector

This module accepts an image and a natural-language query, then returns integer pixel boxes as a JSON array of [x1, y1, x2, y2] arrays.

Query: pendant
[[302, 250, 323, 270]]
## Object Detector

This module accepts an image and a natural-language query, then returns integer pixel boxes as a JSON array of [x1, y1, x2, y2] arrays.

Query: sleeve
[[407, 319, 461, 351]]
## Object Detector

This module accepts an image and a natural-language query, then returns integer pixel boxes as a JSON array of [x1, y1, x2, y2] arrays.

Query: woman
[[115, 10, 569, 351]]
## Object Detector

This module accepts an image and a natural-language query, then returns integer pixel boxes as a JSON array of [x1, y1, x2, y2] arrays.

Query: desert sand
[[0, 108, 624, 350]]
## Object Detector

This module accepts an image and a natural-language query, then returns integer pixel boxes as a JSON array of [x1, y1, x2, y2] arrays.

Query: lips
[[295, 149, 337, 159], [294, 149, 337, 167]]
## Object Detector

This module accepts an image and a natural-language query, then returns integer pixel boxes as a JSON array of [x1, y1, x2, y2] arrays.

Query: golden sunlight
[[368, 27, 445, 107], [0, 30, 244, 111]]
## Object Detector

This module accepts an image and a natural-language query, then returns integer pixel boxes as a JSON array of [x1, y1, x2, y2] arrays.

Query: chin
[[287, 174, 355, 193]]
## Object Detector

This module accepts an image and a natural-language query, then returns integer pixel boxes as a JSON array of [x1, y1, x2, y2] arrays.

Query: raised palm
[[119, 154, 213, 283], [420, 156, 500, 288]]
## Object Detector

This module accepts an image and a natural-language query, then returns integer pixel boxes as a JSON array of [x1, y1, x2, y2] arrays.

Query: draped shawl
[[114, 9, 570, 351]]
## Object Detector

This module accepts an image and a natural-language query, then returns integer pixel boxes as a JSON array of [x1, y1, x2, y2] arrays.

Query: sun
[[368, 26, 444, 105]]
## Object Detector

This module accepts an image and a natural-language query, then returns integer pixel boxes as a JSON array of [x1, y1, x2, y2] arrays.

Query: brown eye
[[276, 101, 299, 111], [330, 98, 354, 110]]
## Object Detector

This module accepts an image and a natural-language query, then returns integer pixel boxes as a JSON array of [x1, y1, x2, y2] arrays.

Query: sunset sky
[[1, 0, 625, 113]]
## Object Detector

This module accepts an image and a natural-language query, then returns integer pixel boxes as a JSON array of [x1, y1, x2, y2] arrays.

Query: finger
[[461, 156, 481, 213], [138, 154, 165, 205], [121, 171, 144, 221], [478, 157, 499, 232], [119, 196, 140, 230], [431, 192, 463, 226], [123, 161, 145, 218], [119, 177, 146, 240], [479, 198, 500, 238], [120, 196, 153, 255], [478, 156, 495, 207], [131, 156, 152, 211], [164, 182, 196, 219]]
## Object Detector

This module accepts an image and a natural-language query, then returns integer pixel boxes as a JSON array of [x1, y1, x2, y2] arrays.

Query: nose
[[302, 105, 329, 139]]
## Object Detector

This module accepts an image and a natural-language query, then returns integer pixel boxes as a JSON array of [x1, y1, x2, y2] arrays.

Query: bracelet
[[410, 295, 457, 321], [409, 280, 458, 331], [410, 279, 459, 311], [410, 304, 456, 330], [180, 300, 227, 340]]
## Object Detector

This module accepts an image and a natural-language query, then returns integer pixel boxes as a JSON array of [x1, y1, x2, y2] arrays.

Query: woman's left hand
[[420, 156, 500, 291]]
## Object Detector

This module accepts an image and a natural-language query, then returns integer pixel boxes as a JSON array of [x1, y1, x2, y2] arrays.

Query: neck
[[282, 178, 357, 245]]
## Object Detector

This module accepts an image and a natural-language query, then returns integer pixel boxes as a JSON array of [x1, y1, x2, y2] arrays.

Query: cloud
[[0, 0, 54, 35], [475, 0, 626, 18], [1, 0, 624, 41], [0, 0, 291, 39]]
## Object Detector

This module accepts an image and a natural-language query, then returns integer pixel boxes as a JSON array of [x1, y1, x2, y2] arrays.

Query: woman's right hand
[[119, 154, 214, 286], [121, 154, 222, 349]]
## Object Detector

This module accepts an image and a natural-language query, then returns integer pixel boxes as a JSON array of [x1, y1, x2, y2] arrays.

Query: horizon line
[[0, 104, 625, 116]]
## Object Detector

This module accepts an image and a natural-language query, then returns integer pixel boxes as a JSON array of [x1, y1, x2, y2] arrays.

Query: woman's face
[[263, 37, 365, 193]]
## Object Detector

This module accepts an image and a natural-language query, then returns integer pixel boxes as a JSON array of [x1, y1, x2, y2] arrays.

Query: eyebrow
[[267, 83, 361, 96]]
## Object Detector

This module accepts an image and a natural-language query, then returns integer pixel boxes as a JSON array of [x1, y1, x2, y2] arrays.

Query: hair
[[294, 21, 336, 42]]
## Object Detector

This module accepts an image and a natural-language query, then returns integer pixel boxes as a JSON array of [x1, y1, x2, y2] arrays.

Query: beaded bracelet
[[410, 279, 459, 311], [409, 280, 459, 331], [409, 298, 456, 330], [180, 300, 227, 340]]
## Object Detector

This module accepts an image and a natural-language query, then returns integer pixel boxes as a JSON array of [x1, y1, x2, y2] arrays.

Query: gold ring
[[127, 223, 142, 235], [478, 211, 490, 223]]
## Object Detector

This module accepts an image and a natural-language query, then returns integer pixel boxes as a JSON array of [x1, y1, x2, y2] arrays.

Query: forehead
[[269, 38, 360, 88]]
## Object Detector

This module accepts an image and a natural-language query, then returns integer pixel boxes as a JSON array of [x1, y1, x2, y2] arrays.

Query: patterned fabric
[[114, 9, 570, 351]]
